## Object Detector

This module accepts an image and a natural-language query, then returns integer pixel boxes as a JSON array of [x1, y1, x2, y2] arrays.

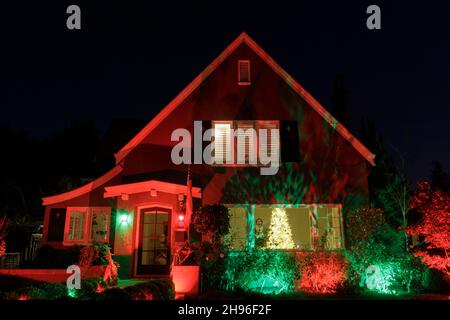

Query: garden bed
[[0, 274, 175, 300]]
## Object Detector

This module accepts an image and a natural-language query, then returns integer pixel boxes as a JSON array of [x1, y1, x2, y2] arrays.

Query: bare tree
[[378, 151, 410, 248]]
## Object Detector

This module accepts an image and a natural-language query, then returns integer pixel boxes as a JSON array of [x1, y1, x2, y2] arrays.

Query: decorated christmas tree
[[266, 208, 295, 249]]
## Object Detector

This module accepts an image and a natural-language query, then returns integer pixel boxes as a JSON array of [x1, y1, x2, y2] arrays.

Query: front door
[[137, 207, 171, 275]]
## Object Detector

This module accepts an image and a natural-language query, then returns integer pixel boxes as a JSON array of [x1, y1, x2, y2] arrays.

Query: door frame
[[133, 203, 173, 277]]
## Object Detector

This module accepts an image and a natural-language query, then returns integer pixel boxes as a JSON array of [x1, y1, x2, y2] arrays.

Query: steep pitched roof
[[115, 32, 375, 166], [42, 164, 123, 206]]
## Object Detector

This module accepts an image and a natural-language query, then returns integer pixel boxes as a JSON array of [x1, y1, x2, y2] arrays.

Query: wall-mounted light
[[150, 189, 157, 197], [177, 213, 186, 231], [117, 209, 131, 226], [120, 213, 129, 224]]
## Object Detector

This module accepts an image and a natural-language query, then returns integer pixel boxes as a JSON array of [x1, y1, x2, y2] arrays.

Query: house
[[41, 32, 375, 280]]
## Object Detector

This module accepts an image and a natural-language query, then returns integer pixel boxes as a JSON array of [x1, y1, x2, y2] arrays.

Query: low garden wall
[[0, 266, 105, 283], [0, 269, 67, 283]]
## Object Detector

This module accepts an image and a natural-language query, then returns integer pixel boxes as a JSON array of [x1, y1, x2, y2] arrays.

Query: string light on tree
[[266, 208, 295, 249]]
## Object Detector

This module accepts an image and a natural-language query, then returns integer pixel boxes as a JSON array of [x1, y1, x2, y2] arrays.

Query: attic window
[[238, 60, 251, 85]]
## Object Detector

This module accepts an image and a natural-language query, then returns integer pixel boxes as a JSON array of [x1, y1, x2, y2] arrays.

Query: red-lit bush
[[0, 215, 7, 257], [296, 251, 348, 294], [78, 243, 119, 289], [406, 181, 450, 277]]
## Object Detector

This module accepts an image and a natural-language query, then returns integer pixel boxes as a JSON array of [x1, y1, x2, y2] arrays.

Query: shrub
[[33, 244, 82, 268], [0, 215, 7, 257], [76, 278, 105, 299], [40, 282, 68, 300], [345, 206, 426, 295], [0, 274, 41, 292], [124, 282, 161, 300], [98, 287, 131, 300], [6, 286, 47, 300], [192, 204, 230, 243], [406, 181, 450, 278], [221, 249, 300, 295], [190, 205, 231, 292], [356, 256, 426, 296], [78, 243, 119, 287], [100, 280, 174, 300], [150, 279, 175, 300], [0, 280, 68, 300], [296, 251, 348, 294]]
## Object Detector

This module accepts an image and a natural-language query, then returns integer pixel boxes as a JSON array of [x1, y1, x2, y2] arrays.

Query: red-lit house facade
[[41, 33, 375, 279]]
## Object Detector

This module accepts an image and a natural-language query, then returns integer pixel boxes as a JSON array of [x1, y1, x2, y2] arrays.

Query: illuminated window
[[256, 121, 280, 167], [91, 209, 110, 242], [228, 207, 247, 248], [226, 205, 343, 250], [238, 60, 251, 85], [236, 121, 257, 164], [213, 121, 232, 164], [317, 207, 343, 250], [212, 120, 280, 166], [253, 207, 310, 250], [67, 209, 87, 241], [65, 207, 111, 244]]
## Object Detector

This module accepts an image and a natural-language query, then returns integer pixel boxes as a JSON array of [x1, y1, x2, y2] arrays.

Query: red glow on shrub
[[406, 181, 450, 277], [18, 295, 29, 300], [96, 283, 105, 293], [132, 292, 153, 300], [296, 251, 348, 294]]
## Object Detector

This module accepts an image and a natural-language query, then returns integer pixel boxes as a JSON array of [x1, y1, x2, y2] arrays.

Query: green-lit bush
[[150, 278, 175, 300], [4, 286, 47, 300], [97, 287, 131, 300], [346, 207, 426, 296], [100, 280, 174, 300], [221, 249, 300, 295]]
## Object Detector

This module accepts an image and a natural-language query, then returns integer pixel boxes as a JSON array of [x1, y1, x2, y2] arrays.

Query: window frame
[[90, 207, 111, 243], [226, 204, 344, 251], [211, 120, 280, 167], [63, 206, 111, 245], [238, 60, 251, 86]]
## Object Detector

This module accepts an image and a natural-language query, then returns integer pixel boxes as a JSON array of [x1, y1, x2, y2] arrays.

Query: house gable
[[115, 32, 375, 167]]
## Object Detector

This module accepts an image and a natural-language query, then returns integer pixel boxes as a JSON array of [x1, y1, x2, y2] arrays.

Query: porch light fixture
[[120, 214, 129, 224], [118, 211, 130, 225], [150, 189, 157, 197], [177, 214, 186, 231]]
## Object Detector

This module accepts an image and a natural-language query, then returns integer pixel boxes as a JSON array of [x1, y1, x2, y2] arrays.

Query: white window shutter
[[214, 123, 232, 164]]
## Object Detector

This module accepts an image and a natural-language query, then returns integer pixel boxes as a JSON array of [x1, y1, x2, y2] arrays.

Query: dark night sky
[[0, 1, 449, 183]]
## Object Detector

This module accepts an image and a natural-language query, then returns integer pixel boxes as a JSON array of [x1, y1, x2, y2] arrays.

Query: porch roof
[[103, 180, 202, 199]]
